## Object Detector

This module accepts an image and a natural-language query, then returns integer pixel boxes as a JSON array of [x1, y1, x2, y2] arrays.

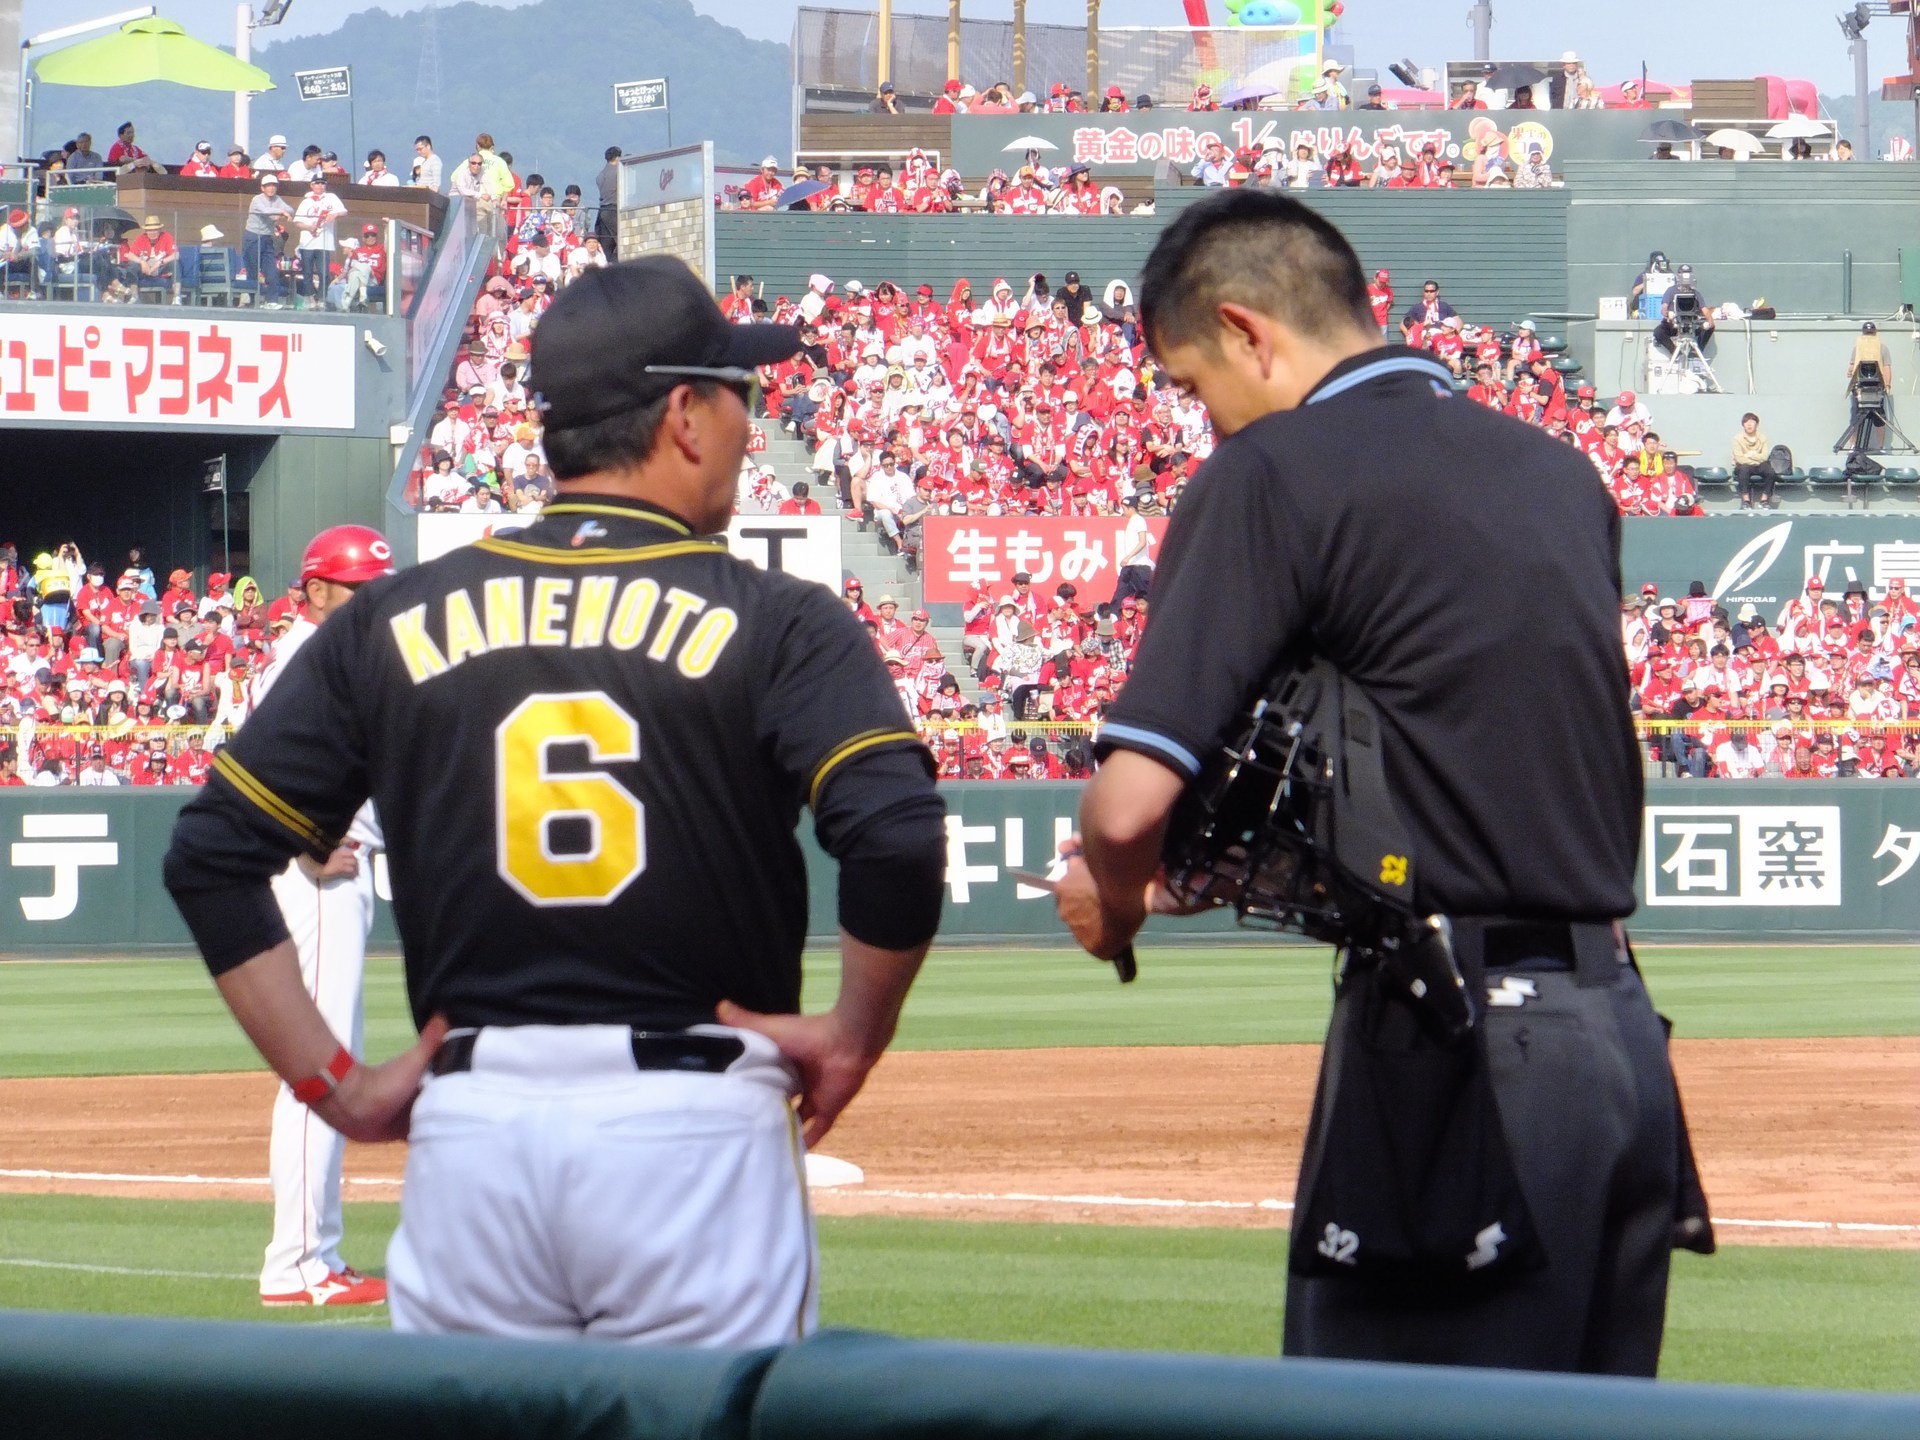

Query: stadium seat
[[1882, 467, 1920, 487], [1808, 467, 1851, 487], [1689, 465, 1732, 490], [1773, 467, 1808, 491], [1538, 334, 1568, 354], [193, 248, 236, 306], [1550, 355, 1582, 374]]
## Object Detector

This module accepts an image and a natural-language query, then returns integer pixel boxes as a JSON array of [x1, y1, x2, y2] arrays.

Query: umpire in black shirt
[[1054, 190, 1693, 1374], [164, 256, 948, 1343]]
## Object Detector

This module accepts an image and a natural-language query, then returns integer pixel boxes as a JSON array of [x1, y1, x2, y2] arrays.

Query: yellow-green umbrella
[[34, 17, 274, 92]]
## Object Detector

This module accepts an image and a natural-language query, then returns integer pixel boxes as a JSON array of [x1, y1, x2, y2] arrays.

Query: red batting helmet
[[300, 524, 395, 585]]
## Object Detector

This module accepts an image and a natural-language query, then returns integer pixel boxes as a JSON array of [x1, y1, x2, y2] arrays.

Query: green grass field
[[1, 944, 1915, 1389], [2, 943, 1914, 1079]]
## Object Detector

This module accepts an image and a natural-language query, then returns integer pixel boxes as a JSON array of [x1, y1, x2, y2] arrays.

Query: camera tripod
[[1667, 329, 1722, 393], [1834, 394, 1917, 456]]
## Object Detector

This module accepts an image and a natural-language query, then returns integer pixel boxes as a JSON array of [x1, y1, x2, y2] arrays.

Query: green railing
[[4, 1314, 1915, 1440]]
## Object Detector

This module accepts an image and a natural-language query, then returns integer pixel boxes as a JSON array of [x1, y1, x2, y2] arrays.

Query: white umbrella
[[1705, 129, 1767, 156], [1002, 135, 1057, 152], [1765, 114, 1831, 140]]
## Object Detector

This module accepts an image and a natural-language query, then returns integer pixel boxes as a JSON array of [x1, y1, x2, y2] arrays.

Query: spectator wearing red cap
[[1100, 85, 1129, 113], [1187, 83, 1218, 112], [332, 223, 387, 311], [0, 207, 31, 290], [1365, 269, 1394, 332], [1606, 388, 1651, 432], [932, 78, 967, 115]]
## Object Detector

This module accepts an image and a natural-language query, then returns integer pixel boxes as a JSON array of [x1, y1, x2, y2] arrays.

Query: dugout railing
[[6, 1311, 1917, 1440]]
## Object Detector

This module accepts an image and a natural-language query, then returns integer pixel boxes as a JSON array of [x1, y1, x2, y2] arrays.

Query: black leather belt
[[429, 1028, 746, 1078], [1447, 918, 1626, 987]]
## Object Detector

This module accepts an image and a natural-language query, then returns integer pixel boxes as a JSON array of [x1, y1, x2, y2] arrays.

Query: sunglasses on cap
[[641, 363, 761, 411]]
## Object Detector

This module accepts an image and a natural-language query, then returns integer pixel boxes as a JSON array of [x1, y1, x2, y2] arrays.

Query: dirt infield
[[0, 1038, 1913, 1247]]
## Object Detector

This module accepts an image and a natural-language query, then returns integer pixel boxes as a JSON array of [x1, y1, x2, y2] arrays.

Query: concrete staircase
[[749, 420, 978, 697]]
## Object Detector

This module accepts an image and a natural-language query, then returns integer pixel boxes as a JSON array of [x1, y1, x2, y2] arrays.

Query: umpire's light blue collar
[[1304, 346, 1457, 406]]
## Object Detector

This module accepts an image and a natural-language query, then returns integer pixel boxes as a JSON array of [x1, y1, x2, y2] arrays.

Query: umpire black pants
[[1284, 954, 1678, 1375]]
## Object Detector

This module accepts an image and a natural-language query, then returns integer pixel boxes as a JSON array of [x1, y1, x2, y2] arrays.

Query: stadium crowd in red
[[843, 572, 1145, 779], [1624, 574, 1920, 779], [0, 546, 307, 785], [407, 183, 613, 512]]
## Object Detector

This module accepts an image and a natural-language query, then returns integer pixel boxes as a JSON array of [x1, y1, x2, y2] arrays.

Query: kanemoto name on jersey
[[388, 575, 739, 685]]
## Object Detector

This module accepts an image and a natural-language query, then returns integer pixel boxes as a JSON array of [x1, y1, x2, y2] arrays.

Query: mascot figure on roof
[[1216, 0, 1345, 27]]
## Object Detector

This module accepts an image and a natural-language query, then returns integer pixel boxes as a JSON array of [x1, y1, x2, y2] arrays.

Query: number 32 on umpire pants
[[495, 691, 645, 906]]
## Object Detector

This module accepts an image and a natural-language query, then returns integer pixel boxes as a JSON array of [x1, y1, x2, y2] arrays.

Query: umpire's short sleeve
[[757, 580, 933, 813], [1097, 433, 1311, 777]]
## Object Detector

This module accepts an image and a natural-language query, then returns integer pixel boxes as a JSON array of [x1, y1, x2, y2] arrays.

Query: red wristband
[[290, 1046, 355, 1105]]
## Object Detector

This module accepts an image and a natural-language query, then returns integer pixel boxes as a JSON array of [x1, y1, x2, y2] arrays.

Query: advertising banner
[[1622, 516, 1920, 611], [613, 78, 669, 115], [414, 513, 844, 592], [618, 145, 709, 209], [922, 515, 1170, 603], [953, 110, 1663, 179], [10, 782, 1920, 954], [0, 314, 357, 430]]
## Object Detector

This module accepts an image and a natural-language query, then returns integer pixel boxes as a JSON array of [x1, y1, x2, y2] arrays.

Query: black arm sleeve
[[756, 581, 946, 948], [824, 747, 947, 949]]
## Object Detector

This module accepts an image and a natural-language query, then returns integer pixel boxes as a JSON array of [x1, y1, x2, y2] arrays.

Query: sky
[[22, 0, 1871, 96]]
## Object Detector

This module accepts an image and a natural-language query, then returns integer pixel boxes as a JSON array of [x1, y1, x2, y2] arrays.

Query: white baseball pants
[[386, 1024, 817, 1345], [259, 855, 376, 1295]]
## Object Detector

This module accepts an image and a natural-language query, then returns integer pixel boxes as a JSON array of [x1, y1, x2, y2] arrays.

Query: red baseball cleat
[[260, 1269, 388, 1307]]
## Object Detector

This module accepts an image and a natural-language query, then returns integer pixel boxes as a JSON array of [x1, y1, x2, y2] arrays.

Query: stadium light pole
[[1469, 0, 1491, 65], [16, 5, 156, 166], [1013, 0, 1026, 94], [1841, 4, 1872, 157], [877, 0, 891, 87], [234, 0, 294, 156], [947, 0, 960, 85], [1087, 0, 1100, 107]]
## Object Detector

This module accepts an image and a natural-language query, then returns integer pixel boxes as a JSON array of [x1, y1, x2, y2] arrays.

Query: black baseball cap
[[530, 257, 801, 433]]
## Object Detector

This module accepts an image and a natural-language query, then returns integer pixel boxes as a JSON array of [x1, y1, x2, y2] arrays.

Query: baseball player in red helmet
[[255, 524, 395, 1307]]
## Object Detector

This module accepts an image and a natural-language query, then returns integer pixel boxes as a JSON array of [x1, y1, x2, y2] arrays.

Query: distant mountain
[[1816, 93, 1916, 155], [27, 0, 790, 191]]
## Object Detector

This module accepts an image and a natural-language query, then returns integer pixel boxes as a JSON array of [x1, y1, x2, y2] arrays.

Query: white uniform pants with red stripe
[[260, 854, 375, 1295]]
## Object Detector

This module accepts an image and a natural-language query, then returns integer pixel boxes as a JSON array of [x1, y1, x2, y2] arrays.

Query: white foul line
[[0, 1256, 254, 1281], [1, 1168, 1914, 1234]]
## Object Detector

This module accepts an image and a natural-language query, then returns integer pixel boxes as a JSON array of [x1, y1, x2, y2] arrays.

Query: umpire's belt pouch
[[1289, 969, 1546, 1287]]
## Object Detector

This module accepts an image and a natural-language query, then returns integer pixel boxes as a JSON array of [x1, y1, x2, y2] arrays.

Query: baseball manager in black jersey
[[165, 256, 947, 1344], [1053, 191, 1707, 1374]]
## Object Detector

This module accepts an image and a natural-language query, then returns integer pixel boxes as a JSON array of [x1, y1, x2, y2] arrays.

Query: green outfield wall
[[1621, 514, 1920, 610], [6, 1312, 1918, 1440], [714, 191, 1571, 330], [1, 780, 1915, 956]]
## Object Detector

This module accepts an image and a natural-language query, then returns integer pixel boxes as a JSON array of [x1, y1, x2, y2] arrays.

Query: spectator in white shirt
[[1712, 730, 1766, 779], [1284, 143, 1323, 189], [511, 234, 563, 286], [360, 149, 401, 186], [285, 144, 324, 183], [293, 177, 346, 306]]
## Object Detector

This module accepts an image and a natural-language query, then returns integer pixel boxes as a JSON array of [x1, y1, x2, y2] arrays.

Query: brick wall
[[617, 198, 710, 284]]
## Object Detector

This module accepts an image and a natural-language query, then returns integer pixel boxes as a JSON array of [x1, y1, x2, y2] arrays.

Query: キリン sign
[[294, 66, 352, 101], [613, 78, 669, 114]]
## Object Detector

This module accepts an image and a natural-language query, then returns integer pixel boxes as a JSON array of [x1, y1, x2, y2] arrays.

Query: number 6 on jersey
[[495, 692, 645, 905]]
